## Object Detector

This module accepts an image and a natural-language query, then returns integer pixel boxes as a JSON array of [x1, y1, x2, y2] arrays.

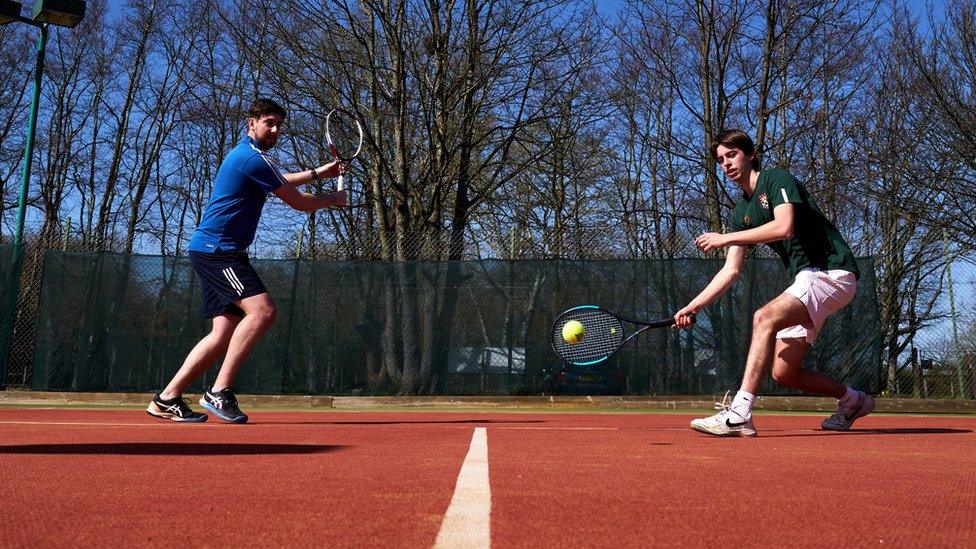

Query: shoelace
[[221, 391, 239, 406], [832, 394, 861, 420], [831, 401, 855, 420], [711, 390, 752, 424], [713, 389, 733, 412], [176, 398, 194, 415]]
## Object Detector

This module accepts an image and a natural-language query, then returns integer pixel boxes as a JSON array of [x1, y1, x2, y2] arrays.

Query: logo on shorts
[[223, 267, 245, 296], [759, 193, 769, 209]]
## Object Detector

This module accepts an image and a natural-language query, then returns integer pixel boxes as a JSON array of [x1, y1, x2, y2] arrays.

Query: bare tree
[[906, 0, 976, 244], [850, 7, 948, 392], [0, 24, 34, 234]]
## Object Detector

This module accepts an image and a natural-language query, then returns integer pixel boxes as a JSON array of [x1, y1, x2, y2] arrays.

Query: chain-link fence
[[24, 251, 880, 397], [2, 221, 974, 399], [0, 223, 696, 391], [904, 270, 976, 400], [1, 234, 53, 389]]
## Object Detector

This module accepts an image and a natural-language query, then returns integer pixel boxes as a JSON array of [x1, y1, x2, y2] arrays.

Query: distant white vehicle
[[450, 347, 526, 374]]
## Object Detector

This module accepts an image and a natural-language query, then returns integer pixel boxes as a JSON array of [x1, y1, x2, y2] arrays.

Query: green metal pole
[[0, 24, 48, 390]]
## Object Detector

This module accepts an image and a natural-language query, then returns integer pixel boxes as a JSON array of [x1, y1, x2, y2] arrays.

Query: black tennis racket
[[550, 305, 691, 366], [325, 108, 363, 202]]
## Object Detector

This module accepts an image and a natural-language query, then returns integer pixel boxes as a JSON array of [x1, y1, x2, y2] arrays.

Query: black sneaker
[[146, 394, 208, 422], [822, 392, 876, 431], [200, 388, 248, 424]]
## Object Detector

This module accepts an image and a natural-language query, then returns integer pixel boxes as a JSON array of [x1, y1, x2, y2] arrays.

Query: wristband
[[310, 168, 319, 181]]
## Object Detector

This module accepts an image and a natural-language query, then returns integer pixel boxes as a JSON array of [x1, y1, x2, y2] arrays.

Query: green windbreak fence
[[29, 251, 881, 396], [0, 244, 12, 324], [0, 244, 13, 385]]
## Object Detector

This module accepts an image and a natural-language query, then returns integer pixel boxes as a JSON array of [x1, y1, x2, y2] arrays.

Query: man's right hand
[[331, 190, 349, 208], [674, 306, 697, 329]]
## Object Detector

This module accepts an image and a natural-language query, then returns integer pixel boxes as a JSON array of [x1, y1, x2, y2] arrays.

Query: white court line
[[434, 427, 491, 549]]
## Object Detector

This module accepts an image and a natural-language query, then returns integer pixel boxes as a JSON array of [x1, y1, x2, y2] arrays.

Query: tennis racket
[[550, 305, 692, 366], [325, 108, 363, 201]]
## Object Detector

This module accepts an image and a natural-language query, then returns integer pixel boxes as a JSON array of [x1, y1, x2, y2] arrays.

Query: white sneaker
[[690, 392, 757, 437], [822, 391, 875, 431]]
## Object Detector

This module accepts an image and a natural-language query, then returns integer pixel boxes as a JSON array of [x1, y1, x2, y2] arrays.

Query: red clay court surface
[[1, 407, 974, 547]]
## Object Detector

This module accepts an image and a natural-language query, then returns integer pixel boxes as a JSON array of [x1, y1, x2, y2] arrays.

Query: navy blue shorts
[[188, 251, 268, 319]]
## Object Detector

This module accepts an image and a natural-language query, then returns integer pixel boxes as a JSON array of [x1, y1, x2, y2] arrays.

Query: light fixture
[[31, 0, 85, 27], [0, 0, 22, 24]]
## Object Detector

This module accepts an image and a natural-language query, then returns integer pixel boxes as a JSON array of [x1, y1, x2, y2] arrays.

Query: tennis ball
[[562, 320, 585, 344]]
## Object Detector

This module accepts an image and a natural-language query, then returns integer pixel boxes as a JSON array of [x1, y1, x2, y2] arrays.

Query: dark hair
[[711, 129, 760, 170], [247, 98, 287, 120]]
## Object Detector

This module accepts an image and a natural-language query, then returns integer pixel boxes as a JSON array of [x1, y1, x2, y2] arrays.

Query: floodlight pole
[[0, 20, 47, 390]]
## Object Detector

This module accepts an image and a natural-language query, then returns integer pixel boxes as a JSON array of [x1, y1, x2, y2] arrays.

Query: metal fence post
[[0, 23, 48, 389]]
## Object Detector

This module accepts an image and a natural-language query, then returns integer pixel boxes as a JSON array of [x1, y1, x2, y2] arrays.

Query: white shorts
[[777, 268, 857, 344]]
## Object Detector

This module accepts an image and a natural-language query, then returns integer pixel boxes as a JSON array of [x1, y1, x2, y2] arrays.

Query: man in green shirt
[[674, 129, 874, 437]]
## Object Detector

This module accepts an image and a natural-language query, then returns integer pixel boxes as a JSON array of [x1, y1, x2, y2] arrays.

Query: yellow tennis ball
[[562, 320, 585, 344]]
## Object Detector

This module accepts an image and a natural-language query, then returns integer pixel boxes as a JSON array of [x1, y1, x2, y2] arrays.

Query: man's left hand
[[321, 160, 345, 179], [695, 232, 728, 253]]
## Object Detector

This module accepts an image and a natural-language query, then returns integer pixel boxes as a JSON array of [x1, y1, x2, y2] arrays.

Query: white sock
[[730, 390, 755, 419]]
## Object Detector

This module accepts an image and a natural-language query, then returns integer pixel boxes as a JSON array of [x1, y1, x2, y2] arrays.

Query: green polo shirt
[[729, 168, 859, 280]]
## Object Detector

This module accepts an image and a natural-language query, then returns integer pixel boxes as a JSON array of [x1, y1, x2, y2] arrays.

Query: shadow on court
[[0, 443, 346, 455], [258, 419, 548, 426], [764, 427, 973, 437]]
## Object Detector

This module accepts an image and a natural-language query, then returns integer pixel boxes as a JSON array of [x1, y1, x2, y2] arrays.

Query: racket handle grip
[[336, 173, 345, 191]]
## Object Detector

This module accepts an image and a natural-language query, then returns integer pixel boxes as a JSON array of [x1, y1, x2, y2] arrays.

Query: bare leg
[[211, 293, 277, 391], [771, 338, 845, 398], [691, 292, 849, 437], [739, 293, 817, 395], [160, 313, 241, 399]]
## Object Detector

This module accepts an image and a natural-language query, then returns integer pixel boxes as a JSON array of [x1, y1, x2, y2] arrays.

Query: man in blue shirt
[[147, 98, 346, 423]]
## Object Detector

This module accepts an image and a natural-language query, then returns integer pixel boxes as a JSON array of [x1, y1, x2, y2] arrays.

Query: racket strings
[[552, 310, 625, 364], [326, 111, 362, 160]]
